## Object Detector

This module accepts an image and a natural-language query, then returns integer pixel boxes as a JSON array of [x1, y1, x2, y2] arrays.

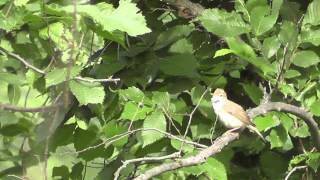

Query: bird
[[211, 88, 265, 141]]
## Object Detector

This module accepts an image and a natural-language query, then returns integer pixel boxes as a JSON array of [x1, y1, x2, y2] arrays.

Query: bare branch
[[58, 128, 207, 156], [74, 76, 120, 83], [248, 102, 320, 150], [285, 166, 307, 180], [0, 103, 60, 112], [133, 101, 320, 179], [0, 47, 120, 84], [0, 47, 46, 74], [114, 152, 181, 180], [133, 132, 239, 180]]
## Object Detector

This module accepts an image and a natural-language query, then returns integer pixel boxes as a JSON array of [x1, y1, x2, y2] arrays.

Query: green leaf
[[260, 151, 288, 179], [214, 49, 234, 58], [284, 70, 301, 79], [191, 85, 214, 118], [159, 54, 199, 78], [141, 110, 167, 147], [120, 101, 153, 121], [289, 154, 308, 170], [65, 1, 151, 36], [76, 119, 88, 130], [292, 51, 320, 68], [45, 67, 81, 88], [300, 29, 320, 46], [119, 86, 146, 103], [267, 125, 292, 149], [250, 0, 283, 36], [69, 80, 105, 105], [0, 72, 25, 85], [302, 0, 320, 27], [279, 21, 298, 46], [154, 25, 194, 50], [241, 83, 263, 105], [8, 85, 21, 104], [290, 120, 311, 138], [102, 121, 128, 147], [169, 38, 193, 54], [310, 100, 320, 116], [225, 37, 274, 74], [104, 0, 151, 36], [152, 91, 170, 110], [171, 136, 194, 153], [307, 152, 320, 172], [262, 36, 281, 58], [202, 158, 227, 180], [199, 8, 250, 37], [253, 113, 280, 132], [14, 0, 29, 6]]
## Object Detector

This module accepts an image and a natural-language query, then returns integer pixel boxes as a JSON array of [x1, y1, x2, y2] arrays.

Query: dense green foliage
[[1, 0, 320, 179]]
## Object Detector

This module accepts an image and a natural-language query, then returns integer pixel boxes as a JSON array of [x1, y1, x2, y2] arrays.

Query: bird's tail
[[247, 125, 266, 143]]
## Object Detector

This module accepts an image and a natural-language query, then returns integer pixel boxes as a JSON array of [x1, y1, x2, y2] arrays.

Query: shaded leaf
[[199, 8, 250, 37], [159, 54, 199, 78]]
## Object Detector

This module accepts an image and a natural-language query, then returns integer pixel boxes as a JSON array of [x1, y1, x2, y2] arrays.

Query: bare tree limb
[[0, 103, 60, 112], [0, 47, 46, 74], [114, 152, 181, 180], [133, 132, 239, 180], [58, 128, 207, 156], [133, 101, 320, 179], [74, 76, 120, 83], [248, 102, 320, 150], [0, 47, 120, 84], [284, 165, 307, 180]]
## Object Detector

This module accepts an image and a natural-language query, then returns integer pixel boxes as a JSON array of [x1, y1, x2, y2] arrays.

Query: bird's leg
[[225, 127, 242, 134]]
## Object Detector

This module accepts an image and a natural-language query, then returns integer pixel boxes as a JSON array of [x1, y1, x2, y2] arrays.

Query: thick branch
[[248, 102, 320, 150], [133, 132, 239, 180], [134, 102, 320, 179]]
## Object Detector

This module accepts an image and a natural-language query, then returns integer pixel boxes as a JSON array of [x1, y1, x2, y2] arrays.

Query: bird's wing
[[223, 100, 253, 125]]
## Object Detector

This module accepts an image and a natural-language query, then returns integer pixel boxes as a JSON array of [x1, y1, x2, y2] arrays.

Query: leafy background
[[0, 0, 320, 179]]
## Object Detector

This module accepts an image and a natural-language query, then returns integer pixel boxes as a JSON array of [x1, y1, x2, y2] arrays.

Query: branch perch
[[133, 102, 320, 179], [248, 102, 320, 150], [133, 132, 239, 180]]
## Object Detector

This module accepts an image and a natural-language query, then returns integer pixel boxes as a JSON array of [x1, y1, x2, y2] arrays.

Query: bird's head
[[211, 88, 227, 103]]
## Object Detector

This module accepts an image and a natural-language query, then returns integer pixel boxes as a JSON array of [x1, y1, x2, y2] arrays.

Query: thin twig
[[274, 43, 289, 92], [285, 166, 307, 180], [114, 152, 180, 180], [58, 128, 207, 156], [180, 86, 210, 151], [162, 107, 181, 135], [0, 47, 45, 74], [0, 47, 120, 83], [7, 175, 26, 180], [74, 76, 120, 83], [0, 103, 60, 112]]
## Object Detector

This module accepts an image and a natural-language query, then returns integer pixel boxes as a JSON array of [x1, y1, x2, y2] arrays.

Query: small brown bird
[[211, 88, 265, 141]]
